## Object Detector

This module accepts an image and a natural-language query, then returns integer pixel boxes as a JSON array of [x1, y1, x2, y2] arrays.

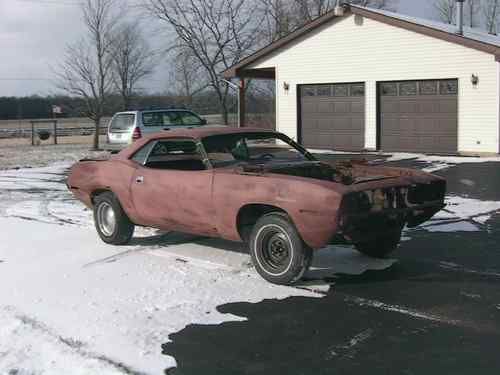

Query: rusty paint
[[67, 128, 446, 250]]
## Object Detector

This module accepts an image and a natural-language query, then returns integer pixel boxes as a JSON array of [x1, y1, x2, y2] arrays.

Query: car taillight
[[132, 127, 142, 141]]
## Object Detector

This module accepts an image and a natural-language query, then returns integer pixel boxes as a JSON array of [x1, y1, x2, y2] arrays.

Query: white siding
[[249, 15, 499, 153]]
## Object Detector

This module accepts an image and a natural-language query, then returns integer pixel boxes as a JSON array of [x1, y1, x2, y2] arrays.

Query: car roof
[[113, 109, 198, 115], [117, 126, 276, 159]]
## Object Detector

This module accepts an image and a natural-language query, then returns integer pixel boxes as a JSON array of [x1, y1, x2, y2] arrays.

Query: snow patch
[[0, 218, 318, 373], [344, 295, 460, 325], [308, 246, 397, 279], [418, 195, 500, 233], [383, 153, 500, 165], [0, 307, 131, 375]]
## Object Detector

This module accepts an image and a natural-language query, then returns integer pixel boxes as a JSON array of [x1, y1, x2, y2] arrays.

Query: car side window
[[143, 139, 206, 171], [131, 141, 155, 165], [179, 112, 203, 125], [141, 111, 204, 127]]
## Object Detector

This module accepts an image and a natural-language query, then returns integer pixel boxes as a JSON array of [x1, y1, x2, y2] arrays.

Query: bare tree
[[434, 0, 456, 24], [144, 0, 264, 124], [347, 0, 391, 9], [171, 45, 209, 105], [55, 0, 118, 150], [259, 0, 293, 41], [484, 0, 500, 34], [292, 0, 335, 22], [290, 0, 392, 24], [110, 22, 156, 110], [466, 0, 480, 27]]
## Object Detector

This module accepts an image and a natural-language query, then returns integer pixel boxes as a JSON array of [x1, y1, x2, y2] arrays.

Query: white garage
[[224, 3, 500, 155]]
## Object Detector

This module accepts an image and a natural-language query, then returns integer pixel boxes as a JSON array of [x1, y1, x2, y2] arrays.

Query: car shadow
[[130, 231, 249, 255]]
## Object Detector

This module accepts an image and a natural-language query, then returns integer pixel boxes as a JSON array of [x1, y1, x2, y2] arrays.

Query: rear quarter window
[[131, 141, 155, 164]]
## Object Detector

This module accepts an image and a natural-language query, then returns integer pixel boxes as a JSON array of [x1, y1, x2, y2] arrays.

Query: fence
[[0, 113, 274, 142]]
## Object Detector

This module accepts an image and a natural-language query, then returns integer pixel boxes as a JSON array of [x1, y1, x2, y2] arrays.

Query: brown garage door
[[379, 79, 458, 153], [300, 83, 365, 151]]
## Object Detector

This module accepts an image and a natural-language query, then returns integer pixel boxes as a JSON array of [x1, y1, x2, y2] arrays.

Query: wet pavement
[[162, 158, 500, 375]]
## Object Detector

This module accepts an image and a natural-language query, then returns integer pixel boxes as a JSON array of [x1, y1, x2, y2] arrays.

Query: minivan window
[[110, 114, 135, 132], [142, 111, 203, 127]]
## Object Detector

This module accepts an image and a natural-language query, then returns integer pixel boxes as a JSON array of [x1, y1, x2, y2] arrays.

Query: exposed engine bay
[[240, 159, 446, 245]]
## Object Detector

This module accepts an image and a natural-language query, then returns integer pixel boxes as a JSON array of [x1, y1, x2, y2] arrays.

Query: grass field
[[0, 136, 109, 170]]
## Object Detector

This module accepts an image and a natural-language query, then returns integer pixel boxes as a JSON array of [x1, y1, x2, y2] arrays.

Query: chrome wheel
[[255, 224, 293, 276], [97, 201, 116, 237], [250, 213, 312, 285]]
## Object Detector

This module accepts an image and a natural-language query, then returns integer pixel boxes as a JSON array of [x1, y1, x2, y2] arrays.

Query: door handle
[[136, 176, 144, 184]]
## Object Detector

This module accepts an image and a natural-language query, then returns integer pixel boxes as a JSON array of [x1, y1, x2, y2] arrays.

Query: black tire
[[93, 191, 134, 245], [355, 230, 402, 258], [249, 213, 312, 285]]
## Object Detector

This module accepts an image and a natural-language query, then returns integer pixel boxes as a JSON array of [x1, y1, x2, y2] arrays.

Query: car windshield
[[202, 132, 315, 168], [142, 111, 203, 127]]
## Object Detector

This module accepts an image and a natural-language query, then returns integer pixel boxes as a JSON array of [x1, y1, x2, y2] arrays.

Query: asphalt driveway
[[1, 151, 500, 375], [163, 156, 500, 375]]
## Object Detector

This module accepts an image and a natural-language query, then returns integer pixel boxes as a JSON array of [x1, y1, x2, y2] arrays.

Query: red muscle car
[[67, 127, 446, 285]]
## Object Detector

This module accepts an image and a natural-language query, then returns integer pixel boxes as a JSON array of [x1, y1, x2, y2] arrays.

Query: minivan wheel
[[249, 213, 312, 285], [93, 192, 134, 245]]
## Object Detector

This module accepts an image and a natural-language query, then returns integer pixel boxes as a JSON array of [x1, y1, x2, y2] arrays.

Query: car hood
[[233, 160, 428, 182]]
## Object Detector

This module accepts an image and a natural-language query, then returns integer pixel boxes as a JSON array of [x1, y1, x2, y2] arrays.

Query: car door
[[130, 138, 217, 236]]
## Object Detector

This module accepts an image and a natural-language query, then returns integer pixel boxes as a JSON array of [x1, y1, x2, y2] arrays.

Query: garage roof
[[223, 4, 500, 78]]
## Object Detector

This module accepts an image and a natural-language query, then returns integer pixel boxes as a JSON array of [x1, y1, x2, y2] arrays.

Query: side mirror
[[200, 118, 207, 125]]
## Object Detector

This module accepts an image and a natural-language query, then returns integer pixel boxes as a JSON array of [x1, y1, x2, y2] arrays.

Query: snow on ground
[[0, 306, 127, 375], [0, 163, 400, 374], [415, 195, 500, 233], [382, 153, 500, 164], [379, 152, 500, 173], [0, 143, 108, 170], [0, 218, 320, 373], [1, 153, 500, 373], [311, 149, 500, 173]]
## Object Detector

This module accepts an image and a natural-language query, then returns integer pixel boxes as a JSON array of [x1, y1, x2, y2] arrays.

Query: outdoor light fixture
[[283, 82, 290, 92], [471, 74, 479, 86]]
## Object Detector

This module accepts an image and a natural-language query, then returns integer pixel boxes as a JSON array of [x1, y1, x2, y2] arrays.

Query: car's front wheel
[[93, 192, 134, 245], [249, 213, 312, 285], [354, 229, 402, 258]]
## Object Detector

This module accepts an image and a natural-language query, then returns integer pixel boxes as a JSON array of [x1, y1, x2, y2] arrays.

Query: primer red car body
[[68, 127, 446, 248], [67, 127, 445, 283]]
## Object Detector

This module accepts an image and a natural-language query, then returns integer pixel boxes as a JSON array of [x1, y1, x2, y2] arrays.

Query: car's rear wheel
[[94, 192, 134, 245], [354, 230, 402, 258], [249, 213, 312, 285]]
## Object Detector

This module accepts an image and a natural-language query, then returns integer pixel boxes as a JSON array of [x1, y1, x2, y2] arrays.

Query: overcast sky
[[0, 0, 438, 97]]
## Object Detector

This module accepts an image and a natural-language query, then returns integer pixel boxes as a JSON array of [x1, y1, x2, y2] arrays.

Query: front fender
[[213, 171, 344, 249]]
